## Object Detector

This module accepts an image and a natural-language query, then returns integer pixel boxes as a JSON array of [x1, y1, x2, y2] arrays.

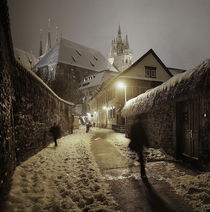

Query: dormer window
[[71, 56, 76, 63], [76, 50, 82, 56], [89, 60, 95, 67], [145, 66, 156, 78], [93, 56, 98, 61]]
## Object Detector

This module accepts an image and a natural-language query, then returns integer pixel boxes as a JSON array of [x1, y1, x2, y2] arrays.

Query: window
[[93, 56, 98, 61], [145, 66, 156, 78], [76, 50, 82, 56], [89, 60, 95, 67], [71, 56, 76, 63]]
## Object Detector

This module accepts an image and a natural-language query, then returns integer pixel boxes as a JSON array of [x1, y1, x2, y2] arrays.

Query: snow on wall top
[[122, 59, 210, 117], [167, 67, 186, 76], [17, 60, 74, 106], [14, 48, 38, 70], [35, 38, 118, 73]]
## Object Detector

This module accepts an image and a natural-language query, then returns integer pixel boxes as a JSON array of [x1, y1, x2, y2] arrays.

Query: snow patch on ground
[[148, 162, 210, 212], [3, 127, 210, 212], [102, 128, 210, 212], [4, 128, 118, 212]]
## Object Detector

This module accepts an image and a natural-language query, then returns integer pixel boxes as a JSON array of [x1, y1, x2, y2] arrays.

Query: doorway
[[176, 99, 200, 160]]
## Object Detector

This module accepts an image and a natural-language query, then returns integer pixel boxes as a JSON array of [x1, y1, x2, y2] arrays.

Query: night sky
[[8, 0, 210, 69]]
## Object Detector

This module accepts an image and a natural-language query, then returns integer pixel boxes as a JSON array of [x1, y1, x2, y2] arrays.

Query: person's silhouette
[[50, 123, 61, 146], [86, 121, 91, 133], [129, 116, 149, 178]]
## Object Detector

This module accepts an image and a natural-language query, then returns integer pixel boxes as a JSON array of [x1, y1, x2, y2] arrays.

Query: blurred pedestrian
[[86, 121, 92, 133], [50, 123, 61, 146], [70, 114, 74, 134], [128, 116, 149, 178]]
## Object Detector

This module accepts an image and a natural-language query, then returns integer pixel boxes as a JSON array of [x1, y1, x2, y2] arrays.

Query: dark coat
[[50, 125, 61, 139], [129, 121, 149, 152]]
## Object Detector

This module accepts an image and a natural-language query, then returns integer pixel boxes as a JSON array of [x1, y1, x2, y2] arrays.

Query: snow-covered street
[[3, 128, 118, 212], [2, 127, 210, 212]]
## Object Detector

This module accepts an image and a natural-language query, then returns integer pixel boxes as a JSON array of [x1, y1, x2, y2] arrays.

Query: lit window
[[145, 66, 156, 78]]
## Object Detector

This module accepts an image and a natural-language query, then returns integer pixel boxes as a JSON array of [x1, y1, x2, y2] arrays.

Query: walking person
[[128, 115, 149, 178], [86, 121, 92, 133], [50, 123, 61, 147], [70, 114, 74, 134]]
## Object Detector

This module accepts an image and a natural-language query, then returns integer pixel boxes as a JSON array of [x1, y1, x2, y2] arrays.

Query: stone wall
[[140, 103, 176, 156], [0, 0, 74, 199], [12, 64, 74, 163], [127, 102, 176, 156], [127, 93, 210, 164], [0, 0, 16, 198]]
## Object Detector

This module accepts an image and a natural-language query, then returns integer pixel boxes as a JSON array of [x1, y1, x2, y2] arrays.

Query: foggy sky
[[8, 0, 210, 69]]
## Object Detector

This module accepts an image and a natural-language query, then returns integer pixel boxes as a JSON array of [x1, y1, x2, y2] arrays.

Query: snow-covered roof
[[14, 48, 38, 70], [168, 67, 186, 76], [34, 38, 118, 73], [79, 71, 117, 90], [121, 49, 172, 77], [122, 59, 210, 117]]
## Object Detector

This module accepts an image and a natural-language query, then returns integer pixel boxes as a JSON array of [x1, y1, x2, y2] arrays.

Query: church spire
[[118, 25, 121, 35], [55, 26, 59, 43], [117, 24, 122, 43], [39, 29, 43, 56], [45, 18, 52, 53], [125, 34, 129, 49], [108, 25, 133, 72]]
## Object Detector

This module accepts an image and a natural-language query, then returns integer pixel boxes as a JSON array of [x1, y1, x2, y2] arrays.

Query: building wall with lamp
[[89, 49, 173, 129]]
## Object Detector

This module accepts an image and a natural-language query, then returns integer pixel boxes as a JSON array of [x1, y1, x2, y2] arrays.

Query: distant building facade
[[89, 49, 173, 129], [79, 70, 117, 106], [108, 25, 133, 72], [122, 59, 210, 167]]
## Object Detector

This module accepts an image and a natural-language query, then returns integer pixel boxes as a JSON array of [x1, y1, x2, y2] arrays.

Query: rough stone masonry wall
[[141, 103, 176, 156], [0, 0, 16, 198], [127, 102, 176, 156], [0, 61, 15, 197], [12, 64, 74, 163], [0, 0, 74, 199]]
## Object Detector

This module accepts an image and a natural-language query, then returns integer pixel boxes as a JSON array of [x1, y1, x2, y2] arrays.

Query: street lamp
[[117, 82, 127, 103], [103, 106, 108, 128], [117, 82, 127, 135]]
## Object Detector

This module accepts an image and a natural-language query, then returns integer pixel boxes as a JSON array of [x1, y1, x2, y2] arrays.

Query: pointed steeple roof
[[45, 18, 52, 53], [55, 26, 59, 43], [39, 29, 43, 56], [125, 34, 129, 49], [117, 24, 122, 42], [118, 25, 121, 35]]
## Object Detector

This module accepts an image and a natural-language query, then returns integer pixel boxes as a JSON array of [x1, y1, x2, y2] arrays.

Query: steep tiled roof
[[34, 38, 118, 72], [79, 71, 117, 90]]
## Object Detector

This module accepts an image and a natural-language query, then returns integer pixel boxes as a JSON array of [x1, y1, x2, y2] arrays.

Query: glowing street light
[[117, 81, 127, 103], [117, 81, 127, 134]]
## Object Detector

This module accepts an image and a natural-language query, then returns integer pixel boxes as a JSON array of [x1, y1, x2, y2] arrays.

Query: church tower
[[108, 25, 133, 71], [45, 18, 52, 53]]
